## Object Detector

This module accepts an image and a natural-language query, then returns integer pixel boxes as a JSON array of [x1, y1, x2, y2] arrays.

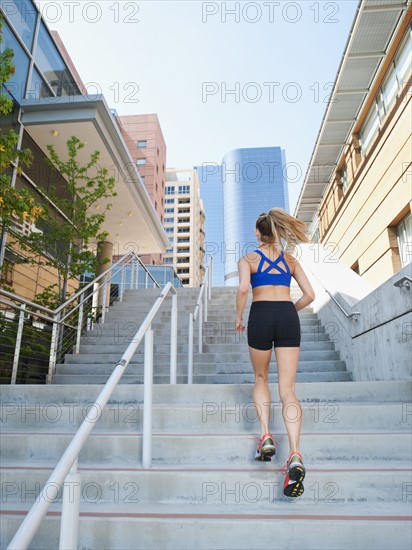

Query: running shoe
[[255, 433, 277, 461], [281, 451, 306, 497]]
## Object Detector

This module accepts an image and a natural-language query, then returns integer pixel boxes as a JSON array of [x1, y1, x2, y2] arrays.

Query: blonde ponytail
[[256, 208, 310, 248]]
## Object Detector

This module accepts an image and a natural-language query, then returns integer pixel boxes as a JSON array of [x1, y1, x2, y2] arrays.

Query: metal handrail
[[7, 282, 178, 550], [0, 298, 76, 329], [187, 255, 213, 384], [0, 252, 161, 385], [324, 289, 360, 320]]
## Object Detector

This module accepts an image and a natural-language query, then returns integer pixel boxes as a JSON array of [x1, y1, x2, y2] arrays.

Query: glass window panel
[[396, 31, 412, 86], [26, 67, 53, 99], [4, 0, 37, 51], [136, 159, 146, 166], [360, 103, 380, 154], [1, 20, 30, 103], [382, 64, 399, 111], [397, 212, 412, 267], [137, 140, 147, 148], [35, 23, 80, 96]]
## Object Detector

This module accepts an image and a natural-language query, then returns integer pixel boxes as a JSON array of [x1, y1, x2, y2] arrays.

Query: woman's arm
[[291, 260, 315, 312], [235, 256, 251, 331]]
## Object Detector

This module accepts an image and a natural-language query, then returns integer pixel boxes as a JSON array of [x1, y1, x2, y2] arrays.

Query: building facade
[[163, 169, 205, 287], [117, 114, 167, 265], [294, 0, 411, 288], [195, 164, 225, 286], [222, 147, 290, 286], [0, 0, 168, 299]]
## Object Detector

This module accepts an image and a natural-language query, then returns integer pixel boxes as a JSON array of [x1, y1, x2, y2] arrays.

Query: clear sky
[[36, 0, 359, 212]]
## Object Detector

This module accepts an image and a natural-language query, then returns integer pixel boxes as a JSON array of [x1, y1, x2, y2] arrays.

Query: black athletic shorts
[[247, 301, 301, 350]]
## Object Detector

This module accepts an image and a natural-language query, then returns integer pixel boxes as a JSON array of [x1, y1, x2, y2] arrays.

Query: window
[[155, 201, 157, 210], [178, 237, 190, 243], [396, 29, 412, 86], [35, 23, 79, 96], [165, 227, 174, 233], [6, 0, 37, 51], [162, 180, 165, 188], [164, 257, 173, 264], [382, 64, 398, 111], [177, 268, 190, 274], [2, 20, 30, 103], [165, 198, 175, 204], [341, 165, 348, 192], [360, 27, 412, 156], [178, 198, 190, 204], [156, 165, 159, 174], [156, 182, 158, 192], [177, 228, 190, 233], [164, 217, 174, 224], [165, 186, 175, 195], [177, 257, 190, 264], [397, 212, 412, 267], [178, 217, 190, 224], [140, 176, 145, 184], [360, 103, 380, 155], [165, 208, 174, 214], [27, 69, 53, 99], [136, 159, 146, 166], [178, 185, 190, 195], [137, 140, 147, 148], [178, 247, 190, 253], [157, 147, 160, 156], [168, 236, 174, 243], [166, 247, 173, 253], [181, 278, 189, 285]]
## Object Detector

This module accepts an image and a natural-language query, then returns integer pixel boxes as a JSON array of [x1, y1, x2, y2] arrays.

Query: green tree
[[18, 136, 117, 305], [0, 17, 42, 268]]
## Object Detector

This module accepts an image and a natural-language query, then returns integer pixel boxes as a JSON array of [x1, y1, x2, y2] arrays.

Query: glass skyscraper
[[198, 147, 289, 287], [195, 164, 225, 286]]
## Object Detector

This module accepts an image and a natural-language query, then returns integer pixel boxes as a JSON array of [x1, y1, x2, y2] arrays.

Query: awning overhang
[[294, 0, 411, 229], [20, 94, 169, 256]]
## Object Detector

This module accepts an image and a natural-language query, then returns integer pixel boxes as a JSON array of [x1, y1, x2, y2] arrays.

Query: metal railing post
[[131, 260, 135, 290], [135, 261, 139, 289], [170, 293, 177, 384], [47, 314, 60, 385], [11, 304, 26, 384], [145, 271, 148, 289], [188, 313, 193, 384], [198, 299, 203, 354], [204, 278, 208, 322], [75, 301, 84, 355], [120, 267, 125, 302], [59, 458, 81, 550], [101, 275, 108, 324], [143, 327, 154, 468], [208, 257, 213, 299]]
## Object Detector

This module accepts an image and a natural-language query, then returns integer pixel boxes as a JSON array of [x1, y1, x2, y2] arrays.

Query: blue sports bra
[[250, 249, 292, 288]]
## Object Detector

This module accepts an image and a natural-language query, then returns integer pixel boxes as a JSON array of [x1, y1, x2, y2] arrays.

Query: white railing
[[187, 255, 213, 384], [7, 281, 178, 550], [0, 252, 160, 384]]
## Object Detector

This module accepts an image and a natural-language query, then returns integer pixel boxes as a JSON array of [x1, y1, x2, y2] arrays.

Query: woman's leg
[[248, 346, 273, 437], [274, 347, 301, 453]]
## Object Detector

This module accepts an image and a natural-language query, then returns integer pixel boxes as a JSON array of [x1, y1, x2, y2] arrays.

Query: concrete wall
[[298, 243, 411, 381]]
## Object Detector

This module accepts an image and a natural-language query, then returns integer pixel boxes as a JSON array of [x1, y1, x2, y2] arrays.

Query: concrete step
[[64, 351, 341, 367], [1, 466, 411, 506], [1, 432, 409, 465], [2, 381, 407, 405], [76, 342, 337, 354], [1, 403, 409, 433], [52, 371, 353, 384], [2, 501, 410, 550], [55, 360, 348, 376]]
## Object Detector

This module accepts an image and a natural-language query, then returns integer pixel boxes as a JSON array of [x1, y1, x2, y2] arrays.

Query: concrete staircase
[[1, 286, 411, 549]]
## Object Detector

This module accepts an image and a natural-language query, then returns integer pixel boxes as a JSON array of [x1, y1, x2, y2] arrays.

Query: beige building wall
[[318, 22, 412, 289], [164, 169, 205, 287]]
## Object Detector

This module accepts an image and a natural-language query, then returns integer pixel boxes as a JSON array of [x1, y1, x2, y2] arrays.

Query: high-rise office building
[[118, 114, 167, 265], [195, 164, 225, 286], [198, 147, 289, 287], [163, 169, 205, 287]]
